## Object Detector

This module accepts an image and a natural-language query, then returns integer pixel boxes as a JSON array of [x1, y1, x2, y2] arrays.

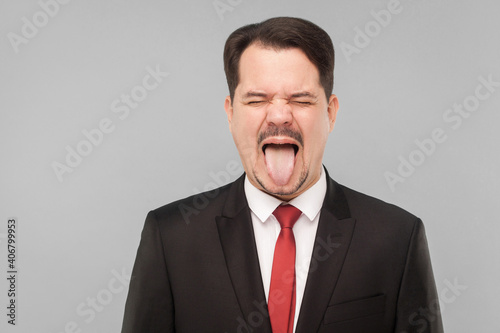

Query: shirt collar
[[244, 167, 327, 223]]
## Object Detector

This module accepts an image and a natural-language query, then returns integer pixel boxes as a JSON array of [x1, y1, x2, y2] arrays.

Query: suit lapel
[[216, 175, 273, 333], [295, 173, 356, 333], [216, 172, 356, 333]]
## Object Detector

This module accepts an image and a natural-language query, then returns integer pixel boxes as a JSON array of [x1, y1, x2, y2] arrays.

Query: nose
[[266, 98, 293, 127]]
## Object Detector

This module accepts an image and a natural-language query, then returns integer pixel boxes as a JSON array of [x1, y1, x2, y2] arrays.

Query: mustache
[[257, 127, 303, 147]]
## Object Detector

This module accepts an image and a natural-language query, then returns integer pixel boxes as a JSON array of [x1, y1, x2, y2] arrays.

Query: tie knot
[[273, 204, 302, 229]]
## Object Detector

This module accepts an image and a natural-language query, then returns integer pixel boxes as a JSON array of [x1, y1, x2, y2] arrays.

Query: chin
[[254, 169, 308, 199]]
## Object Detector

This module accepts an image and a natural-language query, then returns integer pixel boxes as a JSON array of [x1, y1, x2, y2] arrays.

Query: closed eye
[[293, 101, 313, 105]]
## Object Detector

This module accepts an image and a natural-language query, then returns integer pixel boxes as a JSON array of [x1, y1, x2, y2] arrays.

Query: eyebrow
[[241, 91, 318, 99], [289, 92, 317, 99], [242, 91, 269, 99]]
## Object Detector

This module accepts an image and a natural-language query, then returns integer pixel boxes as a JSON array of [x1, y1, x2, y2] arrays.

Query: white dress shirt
[[244, 168, 327, 332]]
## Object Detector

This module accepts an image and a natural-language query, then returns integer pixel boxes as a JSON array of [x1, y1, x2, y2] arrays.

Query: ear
[[224, 95, 233, 132], [327, 94, 339, 133]]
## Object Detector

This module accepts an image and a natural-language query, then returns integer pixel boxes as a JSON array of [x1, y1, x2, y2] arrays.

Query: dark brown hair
[[223, 17, 335, 101]]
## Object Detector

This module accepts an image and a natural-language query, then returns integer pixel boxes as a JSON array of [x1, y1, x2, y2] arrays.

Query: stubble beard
[[254, 167, 309, 199]]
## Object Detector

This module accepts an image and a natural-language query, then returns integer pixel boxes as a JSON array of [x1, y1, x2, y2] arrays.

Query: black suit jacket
[[122, 171, 443, 332]]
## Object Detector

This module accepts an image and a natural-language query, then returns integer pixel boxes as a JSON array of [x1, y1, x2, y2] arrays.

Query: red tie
[[269, 204, 302, 333]]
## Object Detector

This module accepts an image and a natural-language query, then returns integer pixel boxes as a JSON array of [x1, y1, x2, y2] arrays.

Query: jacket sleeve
[[395, 219, 444, 333], [121, 211, 175, 333]]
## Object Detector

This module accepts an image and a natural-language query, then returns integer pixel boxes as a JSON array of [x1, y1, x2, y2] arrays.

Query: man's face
[[225, 44, 339, 201]]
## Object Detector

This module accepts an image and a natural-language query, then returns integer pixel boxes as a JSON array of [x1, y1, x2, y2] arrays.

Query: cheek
[[300, 116, 330, 155], [234, 112, 263, 139], [231, 116, 260, 158]]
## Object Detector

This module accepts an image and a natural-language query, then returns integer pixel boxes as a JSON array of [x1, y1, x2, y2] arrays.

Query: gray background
[[1, 0, 499, 332]]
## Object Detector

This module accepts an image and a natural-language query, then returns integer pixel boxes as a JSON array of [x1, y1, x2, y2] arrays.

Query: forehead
[[236, 44, 321, 96]]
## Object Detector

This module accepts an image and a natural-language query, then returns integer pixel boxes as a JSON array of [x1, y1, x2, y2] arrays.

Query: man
[[122, 17, 443, 333]]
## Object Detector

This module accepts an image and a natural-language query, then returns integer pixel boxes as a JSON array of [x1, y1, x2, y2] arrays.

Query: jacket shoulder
[[149, 179, 235, 226], [338, 182, 420, 227]]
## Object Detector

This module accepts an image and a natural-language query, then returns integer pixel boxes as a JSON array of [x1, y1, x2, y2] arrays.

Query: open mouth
[[261, 143, 299, 186], [262, 143, 299, 156]]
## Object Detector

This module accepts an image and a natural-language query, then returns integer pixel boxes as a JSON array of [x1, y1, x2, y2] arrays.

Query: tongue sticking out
[[264, 144, 296, 186]]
